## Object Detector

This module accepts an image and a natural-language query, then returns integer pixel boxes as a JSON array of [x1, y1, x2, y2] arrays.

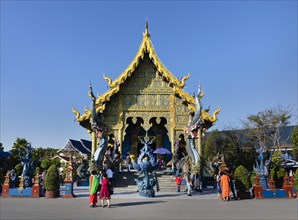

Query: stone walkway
[[1, 186, 297, 220]]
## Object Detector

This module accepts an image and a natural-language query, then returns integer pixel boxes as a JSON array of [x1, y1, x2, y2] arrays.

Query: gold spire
[[143, 19, 150, 38]]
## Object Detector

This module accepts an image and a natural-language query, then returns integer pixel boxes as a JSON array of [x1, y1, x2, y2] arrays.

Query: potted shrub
[[270, 151, 285, 189], [234, 165, 251, 199], [45, 164, 60, 198], [294, 169, 298, 198]]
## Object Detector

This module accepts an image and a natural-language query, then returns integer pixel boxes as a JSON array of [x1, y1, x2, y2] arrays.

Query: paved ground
[[1, 186, 297, 220]]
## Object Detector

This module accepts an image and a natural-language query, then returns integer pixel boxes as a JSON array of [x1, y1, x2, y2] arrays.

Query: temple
[[72, 21, 220, 162]]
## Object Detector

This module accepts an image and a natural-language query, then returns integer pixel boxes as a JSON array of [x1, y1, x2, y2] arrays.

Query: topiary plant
[[294, 169, 298, 190], [270, 151, 285, 189], [45, 164, 60, 191], [35, 167, 41, 176], [234, 165, 251, 192], [250, 170, 257, 186], [270, 166, 285, 189]]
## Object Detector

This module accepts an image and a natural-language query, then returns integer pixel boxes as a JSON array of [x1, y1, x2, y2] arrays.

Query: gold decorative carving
[[202, 107, 221, 123], [177, 73, 190, 88]]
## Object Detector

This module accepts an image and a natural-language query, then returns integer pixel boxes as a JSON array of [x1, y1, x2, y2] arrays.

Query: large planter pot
[[237, 191, 251, 200], [46, 190, 60, 198]]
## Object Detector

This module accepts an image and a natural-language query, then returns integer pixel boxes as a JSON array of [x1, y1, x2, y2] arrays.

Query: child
[[175, 175, 183, 192], [89, 169, 99, 208], [99, 173, 111, 208]]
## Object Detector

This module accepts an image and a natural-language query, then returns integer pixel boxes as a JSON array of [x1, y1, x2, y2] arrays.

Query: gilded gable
[[73, 23, 219, 133]]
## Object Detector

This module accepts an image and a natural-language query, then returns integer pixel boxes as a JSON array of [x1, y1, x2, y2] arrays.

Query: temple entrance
[[122, 117, 171, 163]]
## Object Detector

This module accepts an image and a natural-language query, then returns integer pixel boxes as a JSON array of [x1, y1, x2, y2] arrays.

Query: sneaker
[[187, 194, 192, 196], [177, 189, 180, 192]]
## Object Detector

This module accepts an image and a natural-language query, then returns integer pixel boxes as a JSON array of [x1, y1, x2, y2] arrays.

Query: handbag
[[109, 185, 114, 195]]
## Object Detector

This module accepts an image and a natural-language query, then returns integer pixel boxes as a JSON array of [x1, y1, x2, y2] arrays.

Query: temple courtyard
[[1, 186, 297, 220]]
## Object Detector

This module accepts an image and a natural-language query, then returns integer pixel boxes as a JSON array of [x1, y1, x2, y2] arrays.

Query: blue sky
[[1, 1, 297, 151]]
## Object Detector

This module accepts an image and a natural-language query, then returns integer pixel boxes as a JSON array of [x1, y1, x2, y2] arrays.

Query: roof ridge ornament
[[143, 19, 150, 38]]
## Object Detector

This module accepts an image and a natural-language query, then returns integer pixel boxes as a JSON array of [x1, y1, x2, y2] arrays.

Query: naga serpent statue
[[132, 133, 160, 197], [254, 148, 269, 189], [88, 82, 109, 172], [176, 85, 204, 187]]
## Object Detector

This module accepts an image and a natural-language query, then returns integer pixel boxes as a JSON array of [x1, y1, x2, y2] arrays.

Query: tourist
[[220, 171, 230, 201], [216, 171, 221, 199], [126, 154, 131, 172], [228, 172, 238, 200], [89, 169, 99, 208], [193, 174, 202, 192], [99, 173, 111, 208], [185, 172, 192, 196], [174, 174, 183, 192], [106, 168, 114, 185], [158, 157, 164, 169]]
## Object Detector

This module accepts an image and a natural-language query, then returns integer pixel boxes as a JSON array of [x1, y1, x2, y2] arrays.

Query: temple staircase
[[113, 169, 186, 192]]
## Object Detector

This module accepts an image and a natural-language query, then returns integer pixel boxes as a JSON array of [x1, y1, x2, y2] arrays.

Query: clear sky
[[1, 1, 297, 151]]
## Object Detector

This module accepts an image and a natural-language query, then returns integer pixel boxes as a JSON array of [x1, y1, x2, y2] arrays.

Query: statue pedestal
[[253, 175, 263, 199], [254, 185, 263, 199], [2, 184, 10, 198], [63, 181, 76, 198], [282, 174, 294, 198], [2, 171, 10, 198], [268, 178, 276, 190], [139, 189, 155, 198], [9, 188, 32, 197], [32, 184, 40, 198]]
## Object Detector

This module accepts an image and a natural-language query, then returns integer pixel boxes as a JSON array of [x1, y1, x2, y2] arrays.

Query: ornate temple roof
[[58, 139, 91, 155], [72, 21, 220, 130]]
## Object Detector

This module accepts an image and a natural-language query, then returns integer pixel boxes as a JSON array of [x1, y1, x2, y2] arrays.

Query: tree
[[220, 130, 243, 171], [9, 138, 29, 169], [0, 142, 4, 152], [242, 105, 292, 149], [203, 128, 256, 172], [41, 159, 52, 170], [0, 142, 10, 175], [203, 130, 222, 160]]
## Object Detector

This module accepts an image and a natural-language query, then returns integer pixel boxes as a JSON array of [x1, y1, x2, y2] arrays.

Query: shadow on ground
[[111, 200, 166, 207]]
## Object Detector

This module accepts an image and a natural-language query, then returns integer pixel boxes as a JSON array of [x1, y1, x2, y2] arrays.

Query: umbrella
[[153, 148, 171, 155]]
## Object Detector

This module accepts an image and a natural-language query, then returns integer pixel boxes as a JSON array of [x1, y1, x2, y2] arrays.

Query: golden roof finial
[[144, 18, 150, 38]]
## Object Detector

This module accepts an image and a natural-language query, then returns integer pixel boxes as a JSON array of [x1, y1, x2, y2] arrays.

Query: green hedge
[[294, 169, 298, 189], [45, 164, 60, 191]]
